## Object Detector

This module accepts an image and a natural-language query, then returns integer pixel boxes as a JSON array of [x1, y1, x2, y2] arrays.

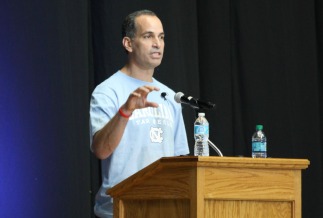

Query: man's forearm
[[91, 112, 129, 159]]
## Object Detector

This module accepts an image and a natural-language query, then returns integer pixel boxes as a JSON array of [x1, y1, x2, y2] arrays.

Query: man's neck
[[120, 64, 154, 82]]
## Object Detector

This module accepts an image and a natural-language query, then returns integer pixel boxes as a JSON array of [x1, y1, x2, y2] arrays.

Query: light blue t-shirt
[[89, 71, 189, 218]]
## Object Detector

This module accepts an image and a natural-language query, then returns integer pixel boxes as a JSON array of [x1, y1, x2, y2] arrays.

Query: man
[[89, 9, 189, 217]]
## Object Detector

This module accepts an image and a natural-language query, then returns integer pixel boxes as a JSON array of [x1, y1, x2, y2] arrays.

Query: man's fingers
[[137, 85, 160, 94], [131, 86, 159, 98], [131, 92, 141, 98], [125, 86, 160, 111]]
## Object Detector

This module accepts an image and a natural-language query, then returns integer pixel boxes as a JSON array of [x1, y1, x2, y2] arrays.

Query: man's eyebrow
[[142, 31, 153, 34], [141, 31, 165, 35]]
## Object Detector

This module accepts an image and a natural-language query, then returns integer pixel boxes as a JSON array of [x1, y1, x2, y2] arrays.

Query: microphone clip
[[161, 92, 168, 101]]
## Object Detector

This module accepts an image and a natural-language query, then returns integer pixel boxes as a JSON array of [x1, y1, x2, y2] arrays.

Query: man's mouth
[[151, 51, 162, 58]]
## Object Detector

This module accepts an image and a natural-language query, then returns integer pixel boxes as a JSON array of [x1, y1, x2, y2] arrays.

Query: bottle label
[[194, 125, 209, 134], [252, 142, 267, 152]]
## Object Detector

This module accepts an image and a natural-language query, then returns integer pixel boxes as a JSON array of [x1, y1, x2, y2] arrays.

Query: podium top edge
[[159, 156, 310, 168]]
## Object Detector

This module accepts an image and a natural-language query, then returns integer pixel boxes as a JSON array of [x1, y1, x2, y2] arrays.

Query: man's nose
[[152, 37, 161, 48]]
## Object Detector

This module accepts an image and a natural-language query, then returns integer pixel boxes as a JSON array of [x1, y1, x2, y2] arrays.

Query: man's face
[[129, 15, 165, 70]]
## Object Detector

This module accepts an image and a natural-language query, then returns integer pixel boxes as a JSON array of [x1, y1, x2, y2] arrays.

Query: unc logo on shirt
[[150, 127, 163, 143]]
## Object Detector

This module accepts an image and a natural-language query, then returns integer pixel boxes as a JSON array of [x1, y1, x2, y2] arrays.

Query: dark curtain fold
[[91, 0, 323, 217]]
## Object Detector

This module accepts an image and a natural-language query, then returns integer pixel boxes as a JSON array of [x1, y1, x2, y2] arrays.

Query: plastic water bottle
[[194, 112, 209, 156], [251, 125, 267, 158]]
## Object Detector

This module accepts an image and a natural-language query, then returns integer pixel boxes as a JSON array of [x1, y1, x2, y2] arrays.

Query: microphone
[[174, 92, 216, 109], [161, 92, 167, 100]]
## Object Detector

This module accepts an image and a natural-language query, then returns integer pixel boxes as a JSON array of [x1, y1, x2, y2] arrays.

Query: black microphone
[[174, 92, 216, 109]]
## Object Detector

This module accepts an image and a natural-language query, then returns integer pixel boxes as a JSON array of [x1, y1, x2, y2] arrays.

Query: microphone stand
[[208, 139, 223, 157]]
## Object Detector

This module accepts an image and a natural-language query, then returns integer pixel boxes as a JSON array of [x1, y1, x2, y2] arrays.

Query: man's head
[[122, 10, 157, 39], [122, 10, 165, 70]]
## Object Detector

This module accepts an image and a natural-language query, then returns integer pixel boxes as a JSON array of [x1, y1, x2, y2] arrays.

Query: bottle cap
[[256, 125, 263, 130], [198, 112, 205, 117]]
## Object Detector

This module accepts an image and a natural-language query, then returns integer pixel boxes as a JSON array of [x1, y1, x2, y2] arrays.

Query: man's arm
[[91, 85, 160, 159]]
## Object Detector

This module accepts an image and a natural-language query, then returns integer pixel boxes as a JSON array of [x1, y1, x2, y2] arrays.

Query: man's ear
[[122, 37, 132, 53]]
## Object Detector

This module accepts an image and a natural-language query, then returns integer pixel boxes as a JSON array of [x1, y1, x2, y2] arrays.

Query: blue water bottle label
[[194, 125, 209, 134], [252, 142, 267, 152]]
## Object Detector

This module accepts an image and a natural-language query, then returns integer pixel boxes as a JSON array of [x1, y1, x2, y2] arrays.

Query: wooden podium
[[108, 156, 309, 218]]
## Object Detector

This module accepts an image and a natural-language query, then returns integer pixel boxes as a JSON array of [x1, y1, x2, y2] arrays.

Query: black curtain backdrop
[[1, 0, 322, 217]]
